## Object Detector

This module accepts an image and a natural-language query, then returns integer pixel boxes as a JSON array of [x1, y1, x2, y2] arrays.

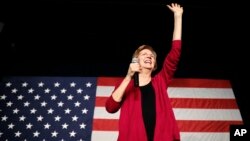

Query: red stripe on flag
[[93, 119, 118, 131], [169, 78, 232, 88], [95, 97, 239, 109], [93, 119, 243, 132], [95, 97, 108, 107], [178, 120, 243, 132], [170, 98, 239, 109], [97, 77, 232, 88], [97, 77, 123, 86]]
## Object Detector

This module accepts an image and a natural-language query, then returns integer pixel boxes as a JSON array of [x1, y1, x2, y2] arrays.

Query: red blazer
[[106, 40, 181, 141]]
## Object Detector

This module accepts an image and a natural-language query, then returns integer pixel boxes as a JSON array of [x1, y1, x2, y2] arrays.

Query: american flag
[[0, 76, 243, 141]]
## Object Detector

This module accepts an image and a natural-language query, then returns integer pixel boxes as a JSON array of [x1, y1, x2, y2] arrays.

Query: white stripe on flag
[[94, 107, 242, 121], [174, 108, 242, 120], [180, 132, 229, 141], [94, 107, 120, 119], [92, 131, 229, 141], [96, 86, 115, 97], [168, 88, 235, 99], [97, 86, 236, 99], [92, 131, 118, 141]]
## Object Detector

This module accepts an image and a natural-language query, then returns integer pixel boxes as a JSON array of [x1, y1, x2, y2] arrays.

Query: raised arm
[[155, 3, 183, 86], [167, 3, 183, 40]]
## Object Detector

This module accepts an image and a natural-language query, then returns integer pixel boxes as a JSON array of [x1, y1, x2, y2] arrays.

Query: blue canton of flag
[[0, 76, 97, 141]]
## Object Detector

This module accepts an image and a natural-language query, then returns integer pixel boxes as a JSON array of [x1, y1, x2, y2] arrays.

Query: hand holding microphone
[[131, 57, 140, 87]]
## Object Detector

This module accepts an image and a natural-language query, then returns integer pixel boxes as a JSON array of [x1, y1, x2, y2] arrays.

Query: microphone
[[131, 57, 139, 87]]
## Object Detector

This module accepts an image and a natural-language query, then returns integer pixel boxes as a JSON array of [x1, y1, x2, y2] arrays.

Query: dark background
[[0, 0, 249, 123]]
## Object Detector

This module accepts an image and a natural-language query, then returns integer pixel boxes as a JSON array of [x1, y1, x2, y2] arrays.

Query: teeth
[[144, 60, 151, 63]]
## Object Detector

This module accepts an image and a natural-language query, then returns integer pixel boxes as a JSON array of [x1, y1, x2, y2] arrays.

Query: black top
[[140, 82, 156, 141]]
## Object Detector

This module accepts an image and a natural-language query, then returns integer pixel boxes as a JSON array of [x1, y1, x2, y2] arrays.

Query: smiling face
[[138, 49, 156, 70], [132, 45, 157, 71]]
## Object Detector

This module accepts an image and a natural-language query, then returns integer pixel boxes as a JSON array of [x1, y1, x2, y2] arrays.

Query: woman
[[105, 3, 183, 141]]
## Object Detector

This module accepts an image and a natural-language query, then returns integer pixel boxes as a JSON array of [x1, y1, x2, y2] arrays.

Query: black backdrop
[[0, 0, 249, 123]]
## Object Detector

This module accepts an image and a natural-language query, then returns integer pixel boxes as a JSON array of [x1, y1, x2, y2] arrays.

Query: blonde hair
[[132, 44, 157, 71]]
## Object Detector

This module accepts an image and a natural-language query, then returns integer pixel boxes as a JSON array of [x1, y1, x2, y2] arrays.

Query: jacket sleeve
[[105, 94, 121, 113], [105, 81, 123, 113], [157, 40, 182, 86]]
